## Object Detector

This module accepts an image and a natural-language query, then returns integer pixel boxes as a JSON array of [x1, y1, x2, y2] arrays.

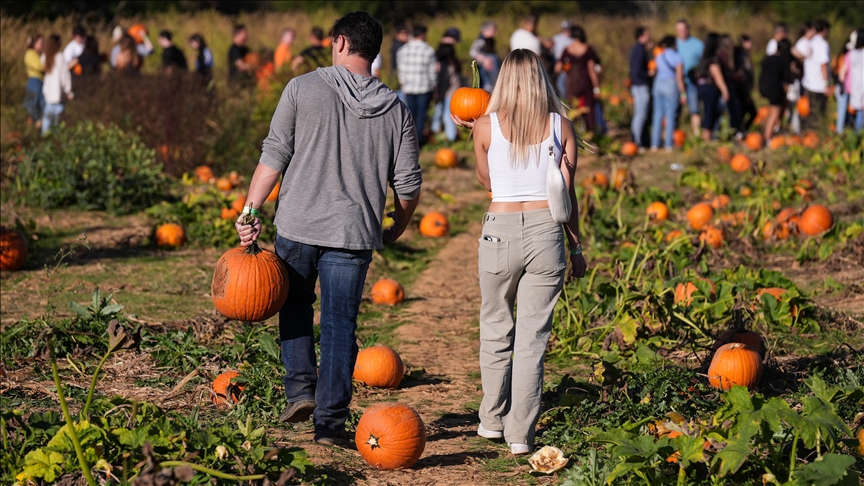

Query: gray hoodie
[[260, 66, 421, 250]]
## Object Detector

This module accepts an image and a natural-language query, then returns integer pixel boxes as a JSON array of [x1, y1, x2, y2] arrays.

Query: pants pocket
[[479, 238, 509, 275], [532, 233, 566, 274]]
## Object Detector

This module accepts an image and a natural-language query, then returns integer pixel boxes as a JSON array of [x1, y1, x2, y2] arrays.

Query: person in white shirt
[[509, 15, 541, 54], [800, 19, 831, 124], [766, 23, 788, 56], [551, 21, 573, 96], [41, 34, 74, 136], [62, 26, 86, 72], [396, 24, 436, 144]]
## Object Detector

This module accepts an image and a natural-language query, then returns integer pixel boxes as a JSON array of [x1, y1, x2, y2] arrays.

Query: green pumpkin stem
[[470, 60, 481, 89]]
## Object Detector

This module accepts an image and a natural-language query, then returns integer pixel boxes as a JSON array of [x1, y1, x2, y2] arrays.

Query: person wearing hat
[[837, 28, 864, 132], [551, 21, 574, 97], [431, 28, 463, 142]]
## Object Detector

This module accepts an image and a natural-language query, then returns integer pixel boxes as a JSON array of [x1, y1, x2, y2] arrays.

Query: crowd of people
[[21, 17, 864, 140]]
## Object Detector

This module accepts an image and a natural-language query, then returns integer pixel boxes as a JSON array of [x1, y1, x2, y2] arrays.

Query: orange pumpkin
[[370, 278, 405, 306], [231, 194, 247, 214], [707, 342, 762, 390], [769, 136, 785, 150], [673, 129, 686, 148], [216, 177, 234, 192], [450, 61, 491, 121], [719, 211, 748, 226], [730, 154, 751, 173], [798, 204, 833, 236], [762, 221, 790, 241], [699, 226, 724, 248], [221, 207, 240, 220], [228, 171, 242, 187], [797, 96, 810, 117], [244, 52, 260, 69], [434, 148, 459, 168], [613, 168, 629, 190], [674, 278, 716, 305], [757, 287, 786, 301], [744, 133, 764, 150], [686, 203, 714, 230], [212, 370, 245, 405], [739, 185, 752, 197], [794, 179, 813, 198], [0, 228, 28, 271], [776, 208, 800, 226], [354, 345, 406, 388], [802, 132, 819, 148], [155, 224, 186, 247], [665, 229, 684, 242], [710, 195, 731, 210], [621, 142, 639, 157], [582, 172, 609, 190], [211, 242, 289, 321], [717, 146, 733, 162], [127, 24, 148, 44], [267, 181, 281, 202], [194, 165, 215, 183], [754, 106, 769, 125], [355, 403, 426, 469], [610, 95, 621, 106], [419, 212, 449, 238], [646, 202, 669, 222]]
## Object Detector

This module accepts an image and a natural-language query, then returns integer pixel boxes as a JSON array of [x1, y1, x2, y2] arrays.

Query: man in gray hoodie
[[236, 11, 421, 446]]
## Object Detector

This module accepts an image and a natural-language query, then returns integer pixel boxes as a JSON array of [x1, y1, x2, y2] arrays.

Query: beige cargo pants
[[477, 209, 566, 447]]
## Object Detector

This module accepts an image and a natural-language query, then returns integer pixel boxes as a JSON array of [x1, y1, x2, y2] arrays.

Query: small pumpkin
[[370, 278, 405, 306], [212, 370, 245, 406], [434, 148, 459, 168], [762, 221, 790, 241], [720, 211, 749, 226], [673, 129, 686, 148], [621, 142, 638, 157], [646, 202, 669, 222], [355, 403, 426, 469], [221, 207, 240, 220], [230, 194, 247, 214], [699, 226, 724, 248], [267, 181, 281, 202], [419, 212, 449, 238], [581, 172, 609, 190], [707, 342, 763, 390], [794, 179, 813, 198], [216, 177, 234, 192], [613, 168, 629, 190], [665, 229, 684, 242], [797, 96, 810, 117], [717, 146, 733, 162], [739, 185, 752, 197], [686, 203, 714, 230], [354, 345, 406, 388], [769, 136, 785, 150], [754, 106, 769, 125], [211, 240, 289, 322], [802, 132, 819, 149], [674, 278, 715, 305], [194, 165, 215, 183], [450, 61, 491, 121], [155, 224, 186, 247], [744, 132, 764, 150], [856, 429, 864, 457], [730, 154, 751, 173], [710, 195, 731, 210], [0, 228, 28, 271], [797, 204, 833, 236], [127, 24, 148, 44]]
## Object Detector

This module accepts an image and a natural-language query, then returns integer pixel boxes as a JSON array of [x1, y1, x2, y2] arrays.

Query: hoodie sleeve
[[259, 81, 297, 172], [391, 105, 422, 200]]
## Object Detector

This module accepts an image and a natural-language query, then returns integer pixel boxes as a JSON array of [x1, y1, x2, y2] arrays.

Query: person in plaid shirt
[[397, 24, 436, 144]]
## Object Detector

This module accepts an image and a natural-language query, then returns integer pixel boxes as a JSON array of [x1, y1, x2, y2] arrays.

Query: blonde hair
[[485, 49, 565, 168]]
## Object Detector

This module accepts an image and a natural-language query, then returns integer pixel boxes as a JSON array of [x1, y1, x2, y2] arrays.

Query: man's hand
[[235, 215, 261, 247], [567, 253, 587, 283], [382, 212, 407, 243]]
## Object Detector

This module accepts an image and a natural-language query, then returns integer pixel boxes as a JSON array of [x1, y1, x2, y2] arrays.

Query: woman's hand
[[567, 253, 587, 282], [451, 113, 475, 129], [235, 215, 261, 247]]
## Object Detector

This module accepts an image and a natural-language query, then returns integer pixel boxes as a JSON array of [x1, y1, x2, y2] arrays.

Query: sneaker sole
[[477, 428, 504, 440], [279, 403, 316, 423]]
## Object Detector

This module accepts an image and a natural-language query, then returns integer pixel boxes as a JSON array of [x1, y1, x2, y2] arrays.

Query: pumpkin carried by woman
[[0, 228, 27, 271], [450, 61, 491, 121], [211, 241, 289, 321], [354, 345, 406, 388], [355, 403, 426, 469]]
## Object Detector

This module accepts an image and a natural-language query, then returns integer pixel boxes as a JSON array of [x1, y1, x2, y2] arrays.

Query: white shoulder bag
[[546, 113, 572, 223]]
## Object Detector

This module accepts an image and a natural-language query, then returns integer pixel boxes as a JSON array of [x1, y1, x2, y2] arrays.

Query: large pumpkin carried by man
[[355, 403, 426, 469], [211, 235, 289, 322], [0, 228, 27, 271], [450, 61, 490, 121]]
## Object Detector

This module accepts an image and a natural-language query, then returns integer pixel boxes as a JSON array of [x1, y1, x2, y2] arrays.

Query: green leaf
[[100, 303, 124, 316], [713, 422, 757, 477], [798, 396, 852, 450], [20, 449, 64, 483], [68, 301, 91, 318], [789, 453, 856, 486], [257, 333, 280, 362], [115, 426, 152, 449], [617, 315, 638, 345], [672, 435, 707, 467], [607, 460, 650, 484]]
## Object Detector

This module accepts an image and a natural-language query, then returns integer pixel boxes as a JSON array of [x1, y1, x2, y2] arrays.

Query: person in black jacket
[[159, 30, 188, 74], [733, 34, 756, 138], [758, 38, 793, 141]]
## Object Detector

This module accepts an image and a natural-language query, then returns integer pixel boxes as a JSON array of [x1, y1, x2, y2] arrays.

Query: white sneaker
[[477, 424, 503, 439], [509, 443, 531, 455]]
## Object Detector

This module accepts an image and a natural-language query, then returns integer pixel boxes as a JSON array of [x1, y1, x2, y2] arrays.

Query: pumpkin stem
[[366, 434, 380, 449], [239, 201, 263, 255], [470, 60, 481, 89]]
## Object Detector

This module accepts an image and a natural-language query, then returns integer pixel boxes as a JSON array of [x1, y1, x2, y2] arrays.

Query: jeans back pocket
[[479, 238, 509, 275]]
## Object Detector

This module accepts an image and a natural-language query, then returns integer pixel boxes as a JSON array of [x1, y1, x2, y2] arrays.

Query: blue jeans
[[42, 103, 64, 136], [274, 235, 372, 438], [685, 82, 699, 115], [835, 85, 849, 133], [630, 85, 650, 146], [24, 77, 44, 121], [478, 55, 500, 92], [651, 78, 679, 148], [556, 72, 567, 98], [856, 110, 864, 132], [405, 92, 433, 145], [431, 95, 457, 142]]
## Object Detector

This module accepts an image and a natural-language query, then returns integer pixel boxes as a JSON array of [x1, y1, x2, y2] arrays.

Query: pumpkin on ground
[[673, 129, 686, 148], [717, 146, 733, 162], [582, 172, 609, 190], [434, 148, 459, 168], [354, 345, 406, 388], [211, 241, 289, 321], [797, 96, 810, 117], [707, 342, 763, 390], [267, 181, 281, 202], [419, 212, 449, 238], [155, 224, 186, 247], [0, 228, 28, 271], [194, 165, 215, 183], [371, 278, 405, 306], [699, 226, 724, 248], [769, 136, 785, 150], [730, 154, 751, 173], [665, 229, 684, 242], [613, 168, 629, 190], [797, 204, 833, 236], [745, 133, 764, 150], [355, 403, 426, 469], [216, 177, 234, 192], [221, 207, 240, 220], [450, 61, 491, 121], [646, 202, 669, 222], [686, 203, 714, 230], [212, 370, 244, 406], [710, 195, 730, 210], [621, 142, 639, 157], [230, 194, 247, 214], [674, 278, 716, 305], [762, 221, 790, 241], [802, 132, 819, 148]]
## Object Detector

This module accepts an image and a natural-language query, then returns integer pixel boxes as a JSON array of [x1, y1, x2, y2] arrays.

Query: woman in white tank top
[[453, 49, 587, 455]]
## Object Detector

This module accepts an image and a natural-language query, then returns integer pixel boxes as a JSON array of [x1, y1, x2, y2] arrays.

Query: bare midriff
[[488, 200, 550, 212]]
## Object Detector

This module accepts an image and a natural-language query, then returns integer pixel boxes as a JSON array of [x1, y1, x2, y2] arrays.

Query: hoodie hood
[[317, 65, 400, 119]]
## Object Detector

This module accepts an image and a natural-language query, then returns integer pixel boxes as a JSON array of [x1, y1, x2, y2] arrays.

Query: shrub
[[14, 122, 168, 214]]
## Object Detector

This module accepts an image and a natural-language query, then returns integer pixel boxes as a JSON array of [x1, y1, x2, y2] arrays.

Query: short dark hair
[[159, 30, 172, 41], [635, 26, 647, 40], [569, 25, 586, 43], [331, 11, 383, 63], [659, 35, 676, 49], [739, 34, 751, 43], [777, 38, 791, 56], [233, 24, 246, 36], [73, 25, 86, 37], [412, 24, 427, 38], [813, 19, 830, 33]]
